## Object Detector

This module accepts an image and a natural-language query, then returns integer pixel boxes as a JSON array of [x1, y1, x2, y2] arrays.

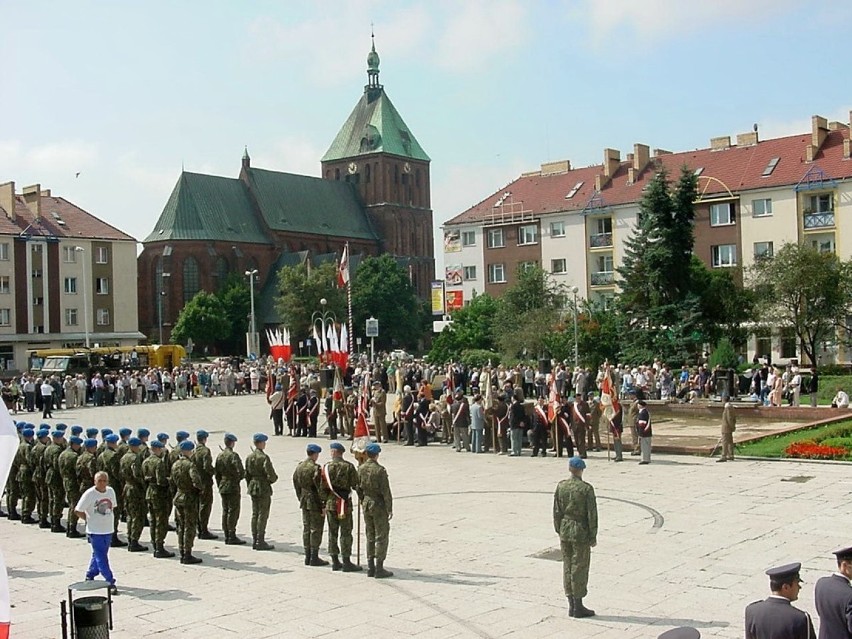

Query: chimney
[[710, 136, 731, 151], [603, 148, 620, 178], [736, 131, 759, 146], [0, 182, 14, 221], [828, 121, 848, 131], [807, 115, 829, 161], [633, 143, 650, 172], [39, 188, 51, 197], [22, 184, 41, 219], [654, 149, 672, 157], [540, 160, 571, 176]]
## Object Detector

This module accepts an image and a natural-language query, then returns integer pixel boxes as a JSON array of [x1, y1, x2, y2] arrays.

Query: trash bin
[[73, 596, 109, 639]]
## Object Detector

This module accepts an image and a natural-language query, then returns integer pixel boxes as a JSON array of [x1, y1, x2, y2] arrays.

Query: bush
[[460, 349, 501, 368], [819, 436, 852, 448], [708, 338, 738, 370]]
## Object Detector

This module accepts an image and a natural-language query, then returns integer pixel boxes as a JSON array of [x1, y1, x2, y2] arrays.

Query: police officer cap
[[157, 432, 169, 441], [657, 628, 701, 639], [56, 423, 68, 431], [84, 439, 98, 449], [137, 428, 150, 438], [179, 440, 195, 451], [100, 428, 113, 437], [306, 443, 322, 454], [253, 433, 268, 443], [69, 436, 83, 446], [119, 427, 132, 437], [765, 562, 802, 582], [568, 456, 586, 470], [329, 442, 345, 452], [365, 443, 381, 455], [86, 428, 99, 438], [70, 425, 83, 435], [37, 429, 50, 439], [51, 430, 64, 438], [223, 433, 237, 443], [832, 546, 852, 562], [196, 429, 209, 439], [176, 430, 190, 441], [22, 428, 34, 438], [128, 437, 142, 447], [105, 434, 120, 443], [150, 440, 165, 449]]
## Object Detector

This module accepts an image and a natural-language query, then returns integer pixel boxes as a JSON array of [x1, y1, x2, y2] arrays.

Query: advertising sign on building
[[445, 264, 463, 286], [443, 230, 461, 253], [445, 290, 464, 312], [431, 281, 445, 316]]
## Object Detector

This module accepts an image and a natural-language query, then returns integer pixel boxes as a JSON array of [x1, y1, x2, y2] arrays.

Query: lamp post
[[158, 272, 170, 344], [74, 246, 90, 348], [245, 269, 258, 358], [311, 298, 336, 365], [571, 285, 579, 367]]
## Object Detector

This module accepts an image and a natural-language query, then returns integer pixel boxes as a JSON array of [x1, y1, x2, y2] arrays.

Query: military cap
[[365, 443, 381, 455], [329, 442, 345, 452], [179, 440, 195, 451], [637, 400, 647, 407], [275, 384, 282, 391], [832, 546, 852, 562], [21, 428, 34, 438], [100, 428, 113, 437], [86, 428, 99, 438], [128, 437, 142, 447], [658, 629, 700, 639], [56, 423, 68, 431], [69, 436, 83, 446], [765, 563, 802, 582], [372, 380, 382, 386], [37, 429, 50, 439], [119, 427, 132, 437], [40, 422, 50, 430], [70, 425, 83, 435], [84, 439, 98, 449], [306, 443, 322, 454], [224, 433, 237, 443], [253, 433, 268, 443], [150, 440, 165, 449], [137, 428, 150, 438], [51, 430, 64, 438], [569, 456, 586, 470], [196, 429, 209, 439], [13, 421, 23, 431], [176, 430, 190, 441], [105, 434, 120, 443], [157, 432, 169, 441]]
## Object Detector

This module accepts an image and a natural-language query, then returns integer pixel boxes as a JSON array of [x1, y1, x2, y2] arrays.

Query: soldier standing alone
[[357, 443, 393, 578], [215, 433, 246, 545], [553, 456, 597, 618], [192, 430, 218, 540], [293, 443, 328, 566], [319, 441, 362, 572], [172, 440, 203, 564], [245, 432, 277, 551]]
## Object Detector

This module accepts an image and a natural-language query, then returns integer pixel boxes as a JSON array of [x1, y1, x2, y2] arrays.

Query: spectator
[[807, 370, 819, 408], [75, 471, 118, 594], [831, 387, 849, 408]]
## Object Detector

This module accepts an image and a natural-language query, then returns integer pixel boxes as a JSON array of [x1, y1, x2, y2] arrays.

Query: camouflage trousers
[[559, 538, 591, 598], [147, 492, 170, 545], [175, 495, 199, 554], [326, 508, 353, 557], [364, 504, 390, 561], [220, 492, 241, 537], [18, 478, 35, 518], [48, 482, 64, 520], [197, 481, 214, 533], [250, 495, 271, 539], [301, 509, 324, 550], [34, 480, 48, 521], [6, 477, 19, 513], [123, 487, 146, 542], [64, 484, 81, 530]]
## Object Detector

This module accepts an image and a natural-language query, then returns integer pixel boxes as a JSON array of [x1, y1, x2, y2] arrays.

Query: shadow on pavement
[[119, 587, 199, 601], [389, 568, 506, 586], [8, 568, 64, 579], [592, 614, 729, 629], [201, 554, 291, 575]]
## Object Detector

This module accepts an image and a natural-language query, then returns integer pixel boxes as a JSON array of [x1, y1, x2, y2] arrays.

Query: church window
[[401, 173, 408, 186], [335, 168, 340, 181], [365, 164, 371, 183], [415, 169, 421, 187], [183, 256, 200, 304], [213, 256, 229, 291], [394, 165, 399, 184]]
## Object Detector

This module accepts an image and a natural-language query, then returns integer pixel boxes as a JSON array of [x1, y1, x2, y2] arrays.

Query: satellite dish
[[753, 123, 758, 132]]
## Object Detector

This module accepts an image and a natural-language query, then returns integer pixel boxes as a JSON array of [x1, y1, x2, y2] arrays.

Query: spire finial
[[371, 22, 375, 51], [366, 28, 380, 88]]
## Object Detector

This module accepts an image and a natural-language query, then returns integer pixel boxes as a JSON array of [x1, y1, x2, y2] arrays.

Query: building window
[[64, 277, 77, 294], [597, 254, 614, 273], [519, 260, 538, 272], [65, 308, 78, 326], [461, 231, 476, 247], [754, 329, 771, 359], [63, 246, 77, 263], [710, 202, 735, 226], [488, 263, 506, 284], [752, 198, 772, 217], [0, 243, 8, 261], [96, 308, 110, 326], [95, 247, 109, 264], [711, 244, 737, 267], [463, 266, 477, 281], [213, 256, 229, 291], [0, 276, 8, 294], [365, 164, 371, 183], [33, 297, 43, 306], [595, 218, 613, 234], [812, 238, 835, 254], [32, 269, 42, 278], [96, 277, 109, 295], [487, 228, 505, 249], [551, 258, 567, 274], [0, 309, 9, 326], [808, 193, 834, 213], [753, 241, 774, 259], [781, 329, 797, 359], [32, 244, 42, 253], [183, 256, 200, 303], [550, 221, 565, 238], [518, 224, 538, 246]]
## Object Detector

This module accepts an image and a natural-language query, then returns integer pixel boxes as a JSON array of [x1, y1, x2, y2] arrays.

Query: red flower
[[785, 440, 848, 460]]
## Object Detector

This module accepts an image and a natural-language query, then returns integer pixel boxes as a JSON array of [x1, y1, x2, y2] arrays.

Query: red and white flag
[[337, 243, 350, 288], [0, 408, 19, 638]]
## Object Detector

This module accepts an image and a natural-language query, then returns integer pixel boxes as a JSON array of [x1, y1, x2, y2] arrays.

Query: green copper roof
[[143, 172, 272, 244], [322, 88, 430, 163]]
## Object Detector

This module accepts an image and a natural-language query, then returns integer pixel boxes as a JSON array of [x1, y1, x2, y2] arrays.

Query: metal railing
[[803, 212, 834, 229], [590, 271, 614, 286], [589, 232, 613, 248]]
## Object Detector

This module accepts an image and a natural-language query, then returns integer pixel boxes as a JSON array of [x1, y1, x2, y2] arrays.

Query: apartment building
[[0, 181, 142, 373], [443, 113, 852, 365]]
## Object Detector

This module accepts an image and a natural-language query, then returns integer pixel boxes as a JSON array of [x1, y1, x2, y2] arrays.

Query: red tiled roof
[[446, 128, 852, 226], [0, 195, 135, 242]]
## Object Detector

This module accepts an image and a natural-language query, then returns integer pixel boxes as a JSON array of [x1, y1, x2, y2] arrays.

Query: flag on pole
[[0, 407, 19, 638], [600, 366, 619, 419], [337, 243, 350, 288], [351, 370, 371, 454], [313, 324, 324, 357]]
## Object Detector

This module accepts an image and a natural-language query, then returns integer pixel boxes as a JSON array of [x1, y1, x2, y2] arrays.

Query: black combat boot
[[374, 560, 393, 579], [153, 544, 175, 559], [21, 514, 37, 524], [567, 597, 575, 617], [51, 518, 66, 533], [254, 537, 274, 551], [128, 540, 148, 552], [310, 549, 329, 567], [198, 529, 218, 540], [181, 552, 202, 565], [367, 558, 376, 577], [331, 555, 342, 571], [7, 508, 20, 521], [304, 548, 311, 565], [67, 528, 84, 539], [342, 557, 363, 572], [225, 532, 246, 545], [111, 532, 128, 548], [572, 598, 595, 618], [38, 517, 51, 529]]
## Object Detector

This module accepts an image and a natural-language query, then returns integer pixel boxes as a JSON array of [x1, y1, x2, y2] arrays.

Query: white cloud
[[758, 107, 851, 140]]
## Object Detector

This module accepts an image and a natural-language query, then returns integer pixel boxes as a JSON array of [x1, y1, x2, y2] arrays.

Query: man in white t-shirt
[[75, 471, 118, 594]]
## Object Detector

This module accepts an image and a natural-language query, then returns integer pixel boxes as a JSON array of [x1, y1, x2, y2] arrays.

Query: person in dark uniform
[[307, 390, 320, 438], [814, 545, 852, 639], [745, 562, 815, 639], [296, 388, 308, 438], [556, 396, 574, 458]]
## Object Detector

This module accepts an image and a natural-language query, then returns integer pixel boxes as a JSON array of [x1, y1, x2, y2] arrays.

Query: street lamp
[[571, 285, 579, 367], [311, 298, 336, 365], [157, 272, 171, 344], [74, 246, 90, 348], [245, 269, 258, 358]]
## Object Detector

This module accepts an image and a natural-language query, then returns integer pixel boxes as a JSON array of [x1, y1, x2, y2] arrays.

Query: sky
[[2, 0, 851, 272]]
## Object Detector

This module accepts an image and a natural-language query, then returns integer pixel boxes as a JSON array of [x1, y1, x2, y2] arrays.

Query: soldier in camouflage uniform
[[15, 428, 37, 524], [114, 428, 132, 525], [44, 430, 67, 532], [137, 428, 151, 461], [319, 442, 362, 572], [59, 436, 85, 538], [552, 456, 597, 618], [155, 433, 175, 531], [6, 423, 23, 520], [192, 430, 218, 540], [97, 434, 127, 547], [293, 443, 327, 566], [120, 437, 148, 552], [172, 440, 203, 564], [96, 428, 112, 458], [357, 443, 393, 578], [245, 433, 277, 551], [142, 440, 175, 558], [169, 431, 190, 531], [31, 429, 51, 528], [76, 439, 98, 501], [215, 433, 246, 545]]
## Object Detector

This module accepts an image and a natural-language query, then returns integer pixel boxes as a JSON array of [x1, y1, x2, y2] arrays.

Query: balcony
[[803, 211, 835, 229], [589, 233, 613, 248], [590, 271, 614, 286]]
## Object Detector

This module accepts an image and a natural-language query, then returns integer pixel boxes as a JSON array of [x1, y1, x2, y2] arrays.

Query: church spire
[[242, 145, 251, 170], [366, 29, 381, 96]]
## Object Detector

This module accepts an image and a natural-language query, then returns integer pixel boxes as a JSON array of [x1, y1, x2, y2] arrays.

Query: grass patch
[[737, 419, 852, 460]]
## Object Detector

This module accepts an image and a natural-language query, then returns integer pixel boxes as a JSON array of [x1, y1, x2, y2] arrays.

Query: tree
[[428, 293, 499, 363], [217, 274, 251, 354], [690, 259, 756, 349], [494, 265, 564, 360], [749, 243, 852, 365], [171, 291, 230, 352], [275, 261, 345, 347]]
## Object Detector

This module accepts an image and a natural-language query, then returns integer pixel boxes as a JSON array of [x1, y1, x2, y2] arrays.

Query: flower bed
[[784, 440, 848, 460]]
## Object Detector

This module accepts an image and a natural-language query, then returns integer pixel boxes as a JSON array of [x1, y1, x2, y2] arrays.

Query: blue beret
[[86, 428, 99, 438], [37, 429, 50, 439], [224, 433, 237, 443], [128, 437, 142, 447], [100, 428, 113, 437], [569, 456, 586, 470], [150, 440, 165, 449], [56, 423, 68, 431], [14, 422, 23, 431], [40, 423, 50, 430], [22, 428, 34, 438], [179, 440, 195, 451], [365, 443, 381, 455], [275, 384, 282, 390], [105, 434, 120, 443], [157, 432, 169, 441], [330, 442, 345, 452], [306, 444, 322, 454], [253, 433, 268, 443], [119, 428, 132, 437], [51, 430, 64, 438], [176, 430, 190, 440], [84, 439, 97, 449], [137, 428, 150, 438], [196, 430, 208, 439], [69, 436, 83, 446], [70, 425, 83, 435]]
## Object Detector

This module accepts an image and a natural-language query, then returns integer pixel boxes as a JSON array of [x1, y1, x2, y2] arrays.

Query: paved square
[[3, 395, 847, 638]]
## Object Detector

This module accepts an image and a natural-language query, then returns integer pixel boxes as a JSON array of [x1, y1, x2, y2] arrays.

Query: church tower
[[321, 37, 434, 297]]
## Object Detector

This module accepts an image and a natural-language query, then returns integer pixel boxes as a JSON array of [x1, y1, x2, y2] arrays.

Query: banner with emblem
[[0, 407, 18, 638]]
